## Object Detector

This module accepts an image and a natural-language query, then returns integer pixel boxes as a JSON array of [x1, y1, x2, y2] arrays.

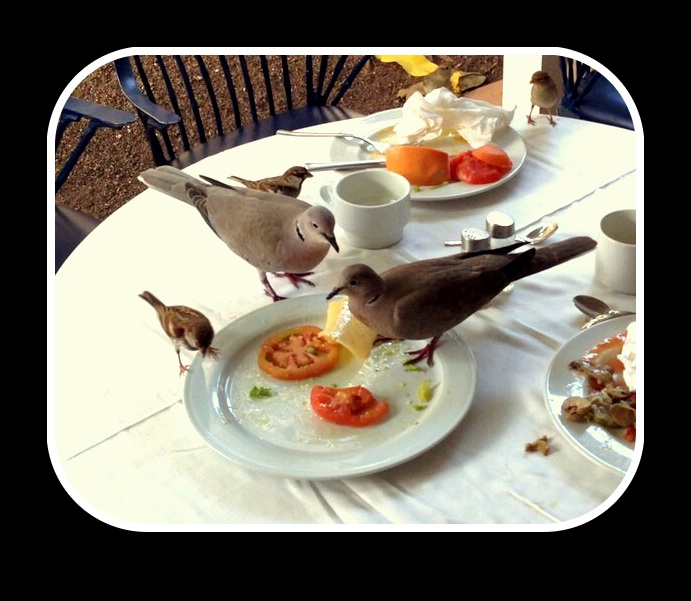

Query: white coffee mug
[[595, 209, 636, 294], [322, 170, 411, 249]]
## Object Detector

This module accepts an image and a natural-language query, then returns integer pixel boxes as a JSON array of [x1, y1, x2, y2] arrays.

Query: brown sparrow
[[527, 71, 561, 127], [227, 166, 313, 198], [139, 290, 218, 375]]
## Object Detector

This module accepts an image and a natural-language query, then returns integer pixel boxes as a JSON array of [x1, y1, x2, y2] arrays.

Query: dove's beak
[[326, 235, 339, 253], [326, 286, 343, 300]]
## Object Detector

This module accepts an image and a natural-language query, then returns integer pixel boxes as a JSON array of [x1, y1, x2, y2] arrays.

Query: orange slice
[[385, 145, 450, 187]]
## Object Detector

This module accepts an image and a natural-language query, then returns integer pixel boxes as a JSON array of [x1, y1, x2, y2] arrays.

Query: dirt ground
[[54, 55, 502, 220]]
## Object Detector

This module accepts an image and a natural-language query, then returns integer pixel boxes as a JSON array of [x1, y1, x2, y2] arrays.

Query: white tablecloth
[[50, 113, 641, 531]]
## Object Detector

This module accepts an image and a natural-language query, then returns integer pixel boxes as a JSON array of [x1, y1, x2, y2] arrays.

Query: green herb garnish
[[249, 385, 273, 399]]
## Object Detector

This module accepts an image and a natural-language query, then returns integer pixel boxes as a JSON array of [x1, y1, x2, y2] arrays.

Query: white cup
[[595, 209, 636, 294], [322, 170, 411, 249]]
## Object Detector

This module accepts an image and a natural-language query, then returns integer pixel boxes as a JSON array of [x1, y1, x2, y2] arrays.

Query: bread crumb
[[525, 435, 551, 456]]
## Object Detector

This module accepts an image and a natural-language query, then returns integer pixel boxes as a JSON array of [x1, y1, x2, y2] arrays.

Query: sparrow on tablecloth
[[327, 236, 596, 366], [138, 166, 339, 302], [139, 290, 218, 375], [226, 166, 313, 198], [527, 70, 561, 127]]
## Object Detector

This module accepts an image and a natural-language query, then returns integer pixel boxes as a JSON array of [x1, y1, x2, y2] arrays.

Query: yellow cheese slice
[[319, 297, 378, 361]]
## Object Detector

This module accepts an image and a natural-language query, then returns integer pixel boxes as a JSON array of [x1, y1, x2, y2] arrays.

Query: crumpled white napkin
[[393, 87, 516, 148]]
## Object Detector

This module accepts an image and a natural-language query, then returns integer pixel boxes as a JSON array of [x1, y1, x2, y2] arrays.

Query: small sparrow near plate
[[227, 166, 313, 198], [139, 290, 218, 375], [527, 70, 561, 127]]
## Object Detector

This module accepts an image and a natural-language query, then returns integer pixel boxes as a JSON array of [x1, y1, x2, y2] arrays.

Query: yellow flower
[[375, 55, 439, 77]]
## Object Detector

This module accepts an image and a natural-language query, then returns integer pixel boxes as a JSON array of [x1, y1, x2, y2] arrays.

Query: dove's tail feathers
[[517, 236, 597, 280], [138, 166, 206, 204], [139, 290, 165, 309]]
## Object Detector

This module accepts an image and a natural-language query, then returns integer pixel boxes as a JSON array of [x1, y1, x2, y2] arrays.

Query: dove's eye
[[349, 278, 358, 286], [312, 222, 319, 229]]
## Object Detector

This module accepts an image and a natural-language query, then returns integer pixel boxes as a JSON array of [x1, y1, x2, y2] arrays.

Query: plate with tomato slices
[[329, 108, 526, 201], [183, 294, 476, 479], [544, 316, 636, 475]]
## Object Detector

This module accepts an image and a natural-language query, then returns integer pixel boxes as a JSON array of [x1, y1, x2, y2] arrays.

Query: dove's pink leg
[[404, 335, 442, 367], [275, 271, 316, 289], [260, 273, 286, 302]]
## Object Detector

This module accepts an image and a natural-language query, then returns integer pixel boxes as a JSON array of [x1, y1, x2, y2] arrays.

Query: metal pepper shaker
[[460, 227, 491, 252]]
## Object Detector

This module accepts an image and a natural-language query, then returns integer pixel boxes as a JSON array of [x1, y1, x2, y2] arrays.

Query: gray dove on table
[[138, 166, 339, 302], [327, 236, 597, 366], [139, 290, 218, 375], [527, 70, 561, 127]]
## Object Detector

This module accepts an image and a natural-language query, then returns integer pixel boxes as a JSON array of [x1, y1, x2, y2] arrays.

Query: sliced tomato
[[471, 144, 513, 169], [450, 150, 511, 184], [310, 385, 389, 427], [258, 325, 340, 381]]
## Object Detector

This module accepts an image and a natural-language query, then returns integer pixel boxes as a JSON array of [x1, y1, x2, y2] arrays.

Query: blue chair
[[55, 97, 137, 272], [114, 55, 373, 168], [558, 57, 634, 130]]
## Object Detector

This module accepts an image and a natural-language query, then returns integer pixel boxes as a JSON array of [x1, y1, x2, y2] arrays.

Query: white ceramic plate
[[544, 315, 636, 474], [329, 108, 526, 201], [184, 294, 476, 479]]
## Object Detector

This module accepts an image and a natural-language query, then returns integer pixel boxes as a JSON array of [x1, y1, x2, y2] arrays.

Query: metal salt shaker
[[485, 211, 516, 248], [485, 211, 516, 292]]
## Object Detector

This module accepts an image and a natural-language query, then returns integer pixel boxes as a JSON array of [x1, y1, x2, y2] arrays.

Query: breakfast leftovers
[[561, 321, 636, 442], [525, 435, 551, 456], [319, 297, 378, 361], [258, 325, 340, 381], [385, 144, 450, 186], [450, 144, 513, 184], [310, 385, 389, 427]]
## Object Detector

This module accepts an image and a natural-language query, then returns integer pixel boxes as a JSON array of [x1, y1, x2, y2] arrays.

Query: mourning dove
[[227, 166, 313, 198], [528, 70, 561, 127], [327, 236, 596, 365], [139, 290, 218, 375], [138, 166, 339, 302]]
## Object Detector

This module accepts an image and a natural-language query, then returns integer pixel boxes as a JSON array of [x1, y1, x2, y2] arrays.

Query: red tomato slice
[[471, 144, 513, 169], [258, 325, 340, 381], [310, 385, 389, 427], [452, 151, 509, 184]]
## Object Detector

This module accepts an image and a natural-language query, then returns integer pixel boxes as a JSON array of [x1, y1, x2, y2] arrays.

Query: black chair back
[[558, 57, 634, 130], [56, 97, 137, 192], [55, 97, 134, 271], [114, 55, 373, 168]]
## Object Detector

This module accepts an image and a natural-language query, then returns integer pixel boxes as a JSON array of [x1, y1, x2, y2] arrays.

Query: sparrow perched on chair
[[138, 166, 339, 302], [527, 70, 561, 127], [139, 290, 218, 375], [226, 166, 313, 198], [327, 236, 596, 366]]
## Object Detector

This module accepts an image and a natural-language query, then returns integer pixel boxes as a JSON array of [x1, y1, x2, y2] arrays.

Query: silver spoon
[[444, 222, 558, 247], [573, 295, 636, 329], [276, 129, 391, 154]]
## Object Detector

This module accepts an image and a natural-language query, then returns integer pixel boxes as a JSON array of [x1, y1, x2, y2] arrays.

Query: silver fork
[[276, 129, 391, 154]]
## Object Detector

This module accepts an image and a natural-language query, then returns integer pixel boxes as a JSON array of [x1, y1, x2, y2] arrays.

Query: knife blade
[[304, 159, 387, 172]]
